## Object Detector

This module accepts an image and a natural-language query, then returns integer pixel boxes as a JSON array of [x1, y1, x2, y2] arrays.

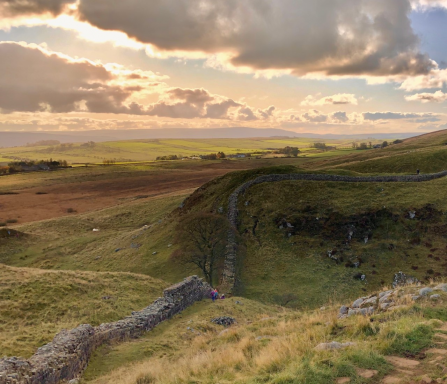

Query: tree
[[278, 146, 300, 157], [381, 141, 389, 148], [393, 139, 404, 145], [352, 142, 359, 149], [313, 142, 327, 150], [358, 142, 368, 150], [171, 213, 230, 285], [217, 151, 226, 159]]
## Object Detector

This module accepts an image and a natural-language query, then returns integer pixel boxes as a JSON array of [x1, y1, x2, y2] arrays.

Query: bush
[[6, 219, 17, 224], [66, 208, 77, 213]]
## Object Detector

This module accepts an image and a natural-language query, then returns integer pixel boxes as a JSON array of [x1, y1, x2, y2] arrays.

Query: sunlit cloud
[[405, 91, 447, 103], [301, 93, 358, 106], [0, 0, 439, 81]]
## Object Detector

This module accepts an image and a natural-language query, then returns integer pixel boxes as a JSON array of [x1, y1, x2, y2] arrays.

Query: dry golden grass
[[0, 264, 167, 358], [84, 283, 447, 384]]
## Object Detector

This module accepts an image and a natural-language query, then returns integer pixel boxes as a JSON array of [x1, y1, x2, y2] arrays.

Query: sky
[[0, 0, 447, 135]]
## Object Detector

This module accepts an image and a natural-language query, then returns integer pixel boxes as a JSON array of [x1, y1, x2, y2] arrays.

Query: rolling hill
[[2, 129, 447, 383]]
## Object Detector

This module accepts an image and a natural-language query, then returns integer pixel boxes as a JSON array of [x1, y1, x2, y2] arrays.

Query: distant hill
[[0, 128, 419, 148]]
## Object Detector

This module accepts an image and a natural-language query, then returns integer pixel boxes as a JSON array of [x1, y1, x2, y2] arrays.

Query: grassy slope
[[0, 264, 166, 358], [0, 193, 198, 283], [238, 177, 447, 308], [306, 130, 447, 174], [0, 138, 361, 164], [84, 286, 447, 384], [2, 130, 447, 368]]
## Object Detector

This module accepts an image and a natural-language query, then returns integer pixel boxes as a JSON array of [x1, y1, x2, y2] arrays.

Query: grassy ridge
[[85, 286, 447, 384], [306, 130, 447, 173], [334, 147, 447, 174], [0, 264, 166, 358]]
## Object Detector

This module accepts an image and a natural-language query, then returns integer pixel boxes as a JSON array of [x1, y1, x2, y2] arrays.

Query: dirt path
[[380, 324, 447, 383], [336, 323, 447, 383]]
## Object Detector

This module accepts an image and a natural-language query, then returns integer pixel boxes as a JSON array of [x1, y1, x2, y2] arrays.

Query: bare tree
[[171, 213, 230, 285]]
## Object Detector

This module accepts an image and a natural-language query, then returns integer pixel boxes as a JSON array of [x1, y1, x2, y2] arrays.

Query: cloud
[[405, 91, 447, 103], [0, 41, 130, 114], [363, 112, 432, 120], [0, 41, 269, 120], [413, 117, 441, 123], [411, 0, 447, 9], [301, 93, 358, 106], [332, 111, 349, 122], [237, 107, 258, 122], [399, 69, 447, 91], [257, 106, 276, 119], [302, 110, 328, 123], [0, 0, 437, 78], [0, 0, 74, 16]]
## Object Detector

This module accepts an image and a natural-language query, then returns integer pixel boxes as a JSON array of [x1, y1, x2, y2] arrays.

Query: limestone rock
[[315, 341, 355, 351], [434, 284, 447, 292], [379, 290, 393, 299], [352, 298, 364, 308], [420, 287, 434, 296], [339, 306, 349, 316], [393, 271, 418, 288], [211, 317, 236, 327]]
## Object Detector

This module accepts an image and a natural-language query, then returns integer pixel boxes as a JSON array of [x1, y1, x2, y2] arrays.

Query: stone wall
[[0, 276, 212, 384], [220, 171, 447, 291]]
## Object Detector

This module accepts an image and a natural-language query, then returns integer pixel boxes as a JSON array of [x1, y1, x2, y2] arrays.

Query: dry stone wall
[[220, 171, 447, 291], [0, 276, 212, 384]]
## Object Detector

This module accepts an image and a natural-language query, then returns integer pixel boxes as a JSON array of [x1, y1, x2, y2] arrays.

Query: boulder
[[352, 298, 364, 308], [393, 272, 419, 288], [211, 317, 236, 327], [434, 284, 447, 292], [362, 296, 377, 307], [339, 306, 349, 316], [315, 341, 356, 351], [420, 287, 434, 296], [379, 290, 393, 299]]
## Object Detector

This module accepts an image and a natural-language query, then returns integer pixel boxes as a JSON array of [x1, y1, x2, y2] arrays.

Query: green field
[[0, 137, 369, 165]]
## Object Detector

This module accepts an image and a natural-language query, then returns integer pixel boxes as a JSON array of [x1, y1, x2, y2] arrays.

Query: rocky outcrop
[[338, 283, 446, 318], [0, 276, 212, 384], [220, 171, 447, 292]]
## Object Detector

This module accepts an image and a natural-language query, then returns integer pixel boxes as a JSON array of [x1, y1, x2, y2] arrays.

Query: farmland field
[[0, 137, 370, 165]]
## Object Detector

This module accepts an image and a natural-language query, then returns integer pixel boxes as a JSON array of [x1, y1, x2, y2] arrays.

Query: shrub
[[66, 208, 77, 213], [6, 219, 17, 224]]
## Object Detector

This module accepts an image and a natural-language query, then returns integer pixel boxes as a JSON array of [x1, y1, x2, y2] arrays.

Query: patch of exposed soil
[[0, 161, 271, 224]]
